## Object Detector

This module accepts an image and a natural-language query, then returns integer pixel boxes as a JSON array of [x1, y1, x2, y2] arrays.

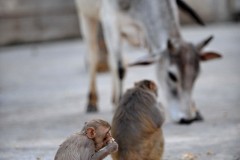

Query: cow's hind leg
[[80, 14, 99, 112], [96, 23, 109, 73]]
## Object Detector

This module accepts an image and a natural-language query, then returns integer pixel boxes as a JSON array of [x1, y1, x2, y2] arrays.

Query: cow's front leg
[[100, 2, 126, 109], [80, 14, 99, 112]]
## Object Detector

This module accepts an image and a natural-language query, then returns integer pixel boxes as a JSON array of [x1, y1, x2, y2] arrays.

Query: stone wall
[[0, 0, 80, 45], [0, 0, 239, 45]]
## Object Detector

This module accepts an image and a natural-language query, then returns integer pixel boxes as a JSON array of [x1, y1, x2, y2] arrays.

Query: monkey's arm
[[150, 102, 166, 128], [91, 141, 118, 160]]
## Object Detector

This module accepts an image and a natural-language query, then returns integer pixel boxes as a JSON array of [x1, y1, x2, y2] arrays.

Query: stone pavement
[[0, 23, 240, 160]]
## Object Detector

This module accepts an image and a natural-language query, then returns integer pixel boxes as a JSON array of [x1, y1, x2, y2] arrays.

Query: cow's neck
[[159, 0, 182, 47]]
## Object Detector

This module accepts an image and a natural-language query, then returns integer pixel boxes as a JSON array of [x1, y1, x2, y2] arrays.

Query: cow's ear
[[200, 51, 222, 61]]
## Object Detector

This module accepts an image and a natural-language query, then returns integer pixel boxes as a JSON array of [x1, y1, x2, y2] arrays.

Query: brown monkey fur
[[54, 119, 118, 160], [111, 79, 165, 160]]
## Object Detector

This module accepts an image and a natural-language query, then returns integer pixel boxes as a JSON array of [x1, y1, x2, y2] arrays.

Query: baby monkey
[[54, 119, 118, 160]]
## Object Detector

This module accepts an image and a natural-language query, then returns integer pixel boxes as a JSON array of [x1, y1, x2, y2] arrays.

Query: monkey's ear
[[149, 81, 155, 91], [86, 127, 96, 139]]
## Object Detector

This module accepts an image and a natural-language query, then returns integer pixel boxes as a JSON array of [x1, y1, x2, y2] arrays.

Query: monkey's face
[[94, 126, 112, 151]]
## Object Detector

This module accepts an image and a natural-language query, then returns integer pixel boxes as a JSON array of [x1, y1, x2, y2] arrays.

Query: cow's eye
[[168, 71, 178, 82], [119, 0, 131, 11]]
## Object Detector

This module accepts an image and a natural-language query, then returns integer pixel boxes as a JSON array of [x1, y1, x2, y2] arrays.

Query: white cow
[[75, 0, 222, 124]]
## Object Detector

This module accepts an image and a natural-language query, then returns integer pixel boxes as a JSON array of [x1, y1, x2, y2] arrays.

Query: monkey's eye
[[168, 71, 178, 82]]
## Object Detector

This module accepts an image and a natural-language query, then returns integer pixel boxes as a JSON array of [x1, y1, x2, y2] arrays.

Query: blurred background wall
[[0, 0, 239, 46], [180, 0, 240, 24], [0, 0, 80, 45]]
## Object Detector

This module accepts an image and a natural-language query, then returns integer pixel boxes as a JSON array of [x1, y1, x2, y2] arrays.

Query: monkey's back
[[54, 133, 95, 160], [111, 88, 164, 160]]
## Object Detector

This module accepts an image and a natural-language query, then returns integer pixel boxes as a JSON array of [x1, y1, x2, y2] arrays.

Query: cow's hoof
[[178, 118, 193, 125], [194, 111, 204, 121], [86, 104, 98, 113]]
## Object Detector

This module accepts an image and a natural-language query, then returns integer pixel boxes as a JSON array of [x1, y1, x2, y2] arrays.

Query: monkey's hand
[[91, 138, 118, 160], [106, 138, 118, 153]]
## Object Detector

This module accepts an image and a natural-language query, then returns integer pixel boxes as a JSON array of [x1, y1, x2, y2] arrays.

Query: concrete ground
[[0, 23, 240, 160]]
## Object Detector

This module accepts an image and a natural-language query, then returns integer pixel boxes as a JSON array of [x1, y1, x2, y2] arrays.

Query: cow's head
[[129, 36, 222, 124]]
